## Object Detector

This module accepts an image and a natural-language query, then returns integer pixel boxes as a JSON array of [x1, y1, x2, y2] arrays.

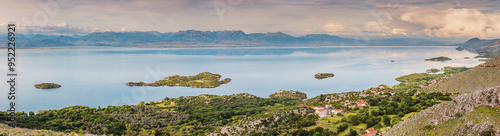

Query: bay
[[0, 46, 482, 112]]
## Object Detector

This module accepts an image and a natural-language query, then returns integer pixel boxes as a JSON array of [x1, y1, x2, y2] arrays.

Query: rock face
[[383, 86, 500, 136]]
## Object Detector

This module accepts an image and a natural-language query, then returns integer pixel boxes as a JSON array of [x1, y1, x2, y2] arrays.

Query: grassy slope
[[383, 87, 500, 136], [0, 123, 74, 136], [423, 56, 500, 93]]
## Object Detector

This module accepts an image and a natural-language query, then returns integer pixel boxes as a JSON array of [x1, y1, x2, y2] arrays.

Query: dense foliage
[[314, 73, 334, 79], [0, 93, 301, 135], [34, 83, 61, 89], [269, 90, 307, 100], [126, 72, 231, 88]]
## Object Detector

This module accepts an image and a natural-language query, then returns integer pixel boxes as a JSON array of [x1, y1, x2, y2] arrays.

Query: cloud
[[15, 22, 96, 35], [323, 22, 344, 35], [399, 8, 500, 38], [361, 21, 407, 36], [390, 28, 407, 36]]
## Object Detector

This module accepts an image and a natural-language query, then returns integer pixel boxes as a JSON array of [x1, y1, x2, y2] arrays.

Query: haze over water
[[0, 46, 482, 112]]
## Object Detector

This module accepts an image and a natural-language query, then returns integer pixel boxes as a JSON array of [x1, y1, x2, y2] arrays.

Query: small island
[[424, 56, 452, 61], [269, 90, 307, 100], [426, 68, 440, 73], [126, 72, 231, 88], [314, 73, 334, 79], [34, 83, 61, 89]]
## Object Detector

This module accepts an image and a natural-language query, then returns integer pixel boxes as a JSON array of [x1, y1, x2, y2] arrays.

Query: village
[[304, 85, 425, 136]]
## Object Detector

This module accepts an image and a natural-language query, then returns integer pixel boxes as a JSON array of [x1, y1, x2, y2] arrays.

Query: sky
[[1, 0, 500, 43]]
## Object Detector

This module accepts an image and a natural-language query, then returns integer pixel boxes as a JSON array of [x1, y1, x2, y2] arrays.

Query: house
[[171, 101, 176, 105], [326, 104, 333, 109], [349, 105, 357, 108], [390, 92, 396, 95], [332, 109, 343, 115], [362, 128, 377, 136], [379, 91, 385, 95], [314, 106, 324, 110], [316, 109, 330, 118], [357, 102, 367, 107], [415, 91, 421, 95]]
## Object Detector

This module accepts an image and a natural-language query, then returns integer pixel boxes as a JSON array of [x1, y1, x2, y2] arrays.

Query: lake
[[0, 46, 482, 112]]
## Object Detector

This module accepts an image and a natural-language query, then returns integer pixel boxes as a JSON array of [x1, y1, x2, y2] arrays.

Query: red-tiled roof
[[358, 102, 366, 105], [326, 104, 332, 106], [318, 109, 325, 112], [366, 128, 376, 133], [361, 132, 376, 136], [349, 105, 356, 107]]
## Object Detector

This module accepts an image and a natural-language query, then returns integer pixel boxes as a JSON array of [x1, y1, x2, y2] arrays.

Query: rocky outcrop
[[383, 86, 500, 136]]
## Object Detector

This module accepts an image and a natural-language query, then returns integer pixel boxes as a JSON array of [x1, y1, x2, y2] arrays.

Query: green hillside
[[383, 86, 500, 136], [423, 56, 500, 93]]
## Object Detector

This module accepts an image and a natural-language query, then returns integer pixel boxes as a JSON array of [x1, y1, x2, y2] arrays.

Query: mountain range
[[1, 30, 448, 48]]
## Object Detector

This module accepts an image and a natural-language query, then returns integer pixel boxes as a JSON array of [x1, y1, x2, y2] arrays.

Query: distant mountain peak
[[466, 37, 481, 43]]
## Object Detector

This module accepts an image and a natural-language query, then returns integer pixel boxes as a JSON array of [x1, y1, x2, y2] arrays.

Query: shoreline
[[0, 45, 460, 50]]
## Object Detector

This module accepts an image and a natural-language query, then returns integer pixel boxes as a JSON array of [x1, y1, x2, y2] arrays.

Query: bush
[[383, 116, 391, 126], [337, 124, 349, 133], [398, 112, 405, 117], [348, 129, 358, 136], [480, 130, 495, 136]]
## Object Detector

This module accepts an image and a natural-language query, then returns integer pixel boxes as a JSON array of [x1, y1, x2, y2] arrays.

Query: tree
[[337, 124, 349, 133], [348, 129, 358, 136], [366, 120, 374, 129], [383, 116, 391, 126], [398, 112, 405, 117], [349, 115, 360, 125]]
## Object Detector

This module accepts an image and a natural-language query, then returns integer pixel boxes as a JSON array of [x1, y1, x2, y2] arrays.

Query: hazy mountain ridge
[[1, 30, 447, 47], [455, 38, 500, 56]]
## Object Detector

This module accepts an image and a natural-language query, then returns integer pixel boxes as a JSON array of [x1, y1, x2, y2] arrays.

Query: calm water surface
[[0, 46, 482, 112]]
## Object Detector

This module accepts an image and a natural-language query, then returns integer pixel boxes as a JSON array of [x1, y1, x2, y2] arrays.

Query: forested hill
[[0, 92, 305, 135], [0, 30, 446, 48]]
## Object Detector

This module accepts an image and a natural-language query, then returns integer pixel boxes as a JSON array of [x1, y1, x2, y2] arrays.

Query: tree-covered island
[[314, 73, 335, 79], [126, 72, 231, 88], [34, 83, 61, 89], [424, 56, 452, 61]]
